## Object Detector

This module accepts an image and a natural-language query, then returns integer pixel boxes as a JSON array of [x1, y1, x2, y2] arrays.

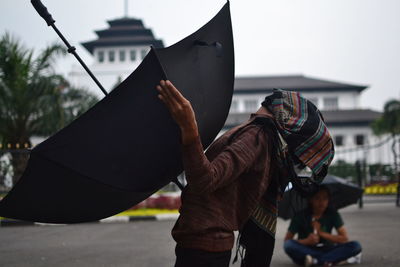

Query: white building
[[226, 75, 387, 165], [69, 16, 389, 167], [69, 17, 163, 95]]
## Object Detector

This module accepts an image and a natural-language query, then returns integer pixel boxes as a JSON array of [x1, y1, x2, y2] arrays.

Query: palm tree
[[372, 99, 400, 206], [0, 32, 98, 186], [372, 100, 400, 136]]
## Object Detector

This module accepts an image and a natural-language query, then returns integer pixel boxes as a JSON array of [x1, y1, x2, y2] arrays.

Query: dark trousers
[[240, 220, 275, 267], [174, 246, 231, 267], [284, 239, 362, 265]]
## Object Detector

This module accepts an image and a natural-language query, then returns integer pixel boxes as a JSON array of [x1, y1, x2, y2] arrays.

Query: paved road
[[0, 202, 399, 266]]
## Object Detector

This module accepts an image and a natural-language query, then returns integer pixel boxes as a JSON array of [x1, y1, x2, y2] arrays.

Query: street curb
[[0, 219, 35, 227], [0, 213, 179, 227]]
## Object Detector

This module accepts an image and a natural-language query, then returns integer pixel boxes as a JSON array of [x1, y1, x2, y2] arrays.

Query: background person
[[283, 186, 362, 267]]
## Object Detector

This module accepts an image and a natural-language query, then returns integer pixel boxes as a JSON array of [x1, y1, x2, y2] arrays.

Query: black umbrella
[[0, 2, 234, 223], [278, 175, 364, 220]]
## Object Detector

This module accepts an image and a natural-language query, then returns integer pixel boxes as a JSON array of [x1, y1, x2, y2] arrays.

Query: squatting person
[[284, 186, 362, 267]]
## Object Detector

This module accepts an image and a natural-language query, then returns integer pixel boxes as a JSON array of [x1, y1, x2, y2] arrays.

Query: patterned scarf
[[262, 89, 335, 184], [248, 89, 335, 236], [234, 89, 335, 265]]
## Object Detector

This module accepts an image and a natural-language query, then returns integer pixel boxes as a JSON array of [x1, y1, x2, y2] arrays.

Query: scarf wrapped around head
[[262, 89, 335, 184], [234, 89, 335, 266]]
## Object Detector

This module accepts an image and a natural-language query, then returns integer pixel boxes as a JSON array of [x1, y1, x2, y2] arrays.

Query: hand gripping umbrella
[[278, 175, 364, 220], [0, 1, 234, 223]]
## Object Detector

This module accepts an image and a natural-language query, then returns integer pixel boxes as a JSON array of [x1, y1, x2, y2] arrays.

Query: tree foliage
[[0, 32, 98, 185], [372, 99, 400, 136], [371, 99, 400, 194]]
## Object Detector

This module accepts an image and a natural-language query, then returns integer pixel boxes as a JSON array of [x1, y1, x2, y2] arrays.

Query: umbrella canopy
[[0, 2, 234, 223], [278, 175, 364, 220]]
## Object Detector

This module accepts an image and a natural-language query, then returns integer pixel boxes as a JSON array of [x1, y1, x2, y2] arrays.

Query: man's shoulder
[[221, 120, 259, 138], [208, 122, 258, 151], [213, 114, 277, 152]]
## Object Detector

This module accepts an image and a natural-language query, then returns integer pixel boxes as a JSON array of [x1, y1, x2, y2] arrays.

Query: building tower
[[69, 16, 163, 96]]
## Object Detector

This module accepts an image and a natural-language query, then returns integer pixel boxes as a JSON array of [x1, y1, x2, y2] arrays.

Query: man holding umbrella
[[283, 185, 362, 266], [157, 80, 280, 266], [157, 80, 335, 266]]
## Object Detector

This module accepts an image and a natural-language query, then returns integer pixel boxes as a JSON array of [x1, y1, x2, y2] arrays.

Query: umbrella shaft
[[50, 24, 108, 96], [173, 178, 185, 191]]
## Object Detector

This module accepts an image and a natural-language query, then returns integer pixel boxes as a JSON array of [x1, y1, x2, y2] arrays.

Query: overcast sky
[[1, 0, 399, 111]]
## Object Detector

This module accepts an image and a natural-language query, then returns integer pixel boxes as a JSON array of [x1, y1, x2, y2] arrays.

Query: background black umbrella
[[0, 2, 234, 223], [278, 175, 364, 220]]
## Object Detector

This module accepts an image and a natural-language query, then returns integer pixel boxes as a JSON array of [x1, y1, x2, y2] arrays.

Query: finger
[[158, 81, 169, 95], [157, 83, 174, 103], [158, 89, 175, 109], [156, 85, 168, 103], [157, 84, 169, 99], [165, 80, 187, 102], [161, 80, 183, 105], [165, 82, 192, 114], [158, 80, 171, 97], [157, 85, 175, 108], [158, 86, 184, 116], [160, 81, 180, 107], [156, 85, 164, 95]]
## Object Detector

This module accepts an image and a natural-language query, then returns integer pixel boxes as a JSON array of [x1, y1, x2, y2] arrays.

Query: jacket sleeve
[[181, 124, 269, 194]]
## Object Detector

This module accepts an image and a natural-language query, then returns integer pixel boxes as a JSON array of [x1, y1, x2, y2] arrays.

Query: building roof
[[321, 109, 382, 126], [224, 109, 382, 129], [234, 75, 367, 94], [81, 18, 164, 54]]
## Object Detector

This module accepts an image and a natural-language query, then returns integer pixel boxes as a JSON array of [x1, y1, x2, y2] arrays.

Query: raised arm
[[156, 80, 199, 145], [156, 80, 269, 194]]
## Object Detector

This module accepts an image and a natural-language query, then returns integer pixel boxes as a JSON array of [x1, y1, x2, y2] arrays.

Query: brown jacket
[[172, 114, 276, 252]]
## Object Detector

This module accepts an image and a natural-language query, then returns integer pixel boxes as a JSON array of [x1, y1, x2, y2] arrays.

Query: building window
[[108, 50, 115, 62], [244, 99, 258, 112], [355, 134, 365, 146], [130, 50, 136, 61], [141, 49, 148, 59], [335, 135, 344, 146], [98, 51, 104, 63], [119, 50, 126, 62], [323, 97, 338, 110], [230, 100, 239, 112]]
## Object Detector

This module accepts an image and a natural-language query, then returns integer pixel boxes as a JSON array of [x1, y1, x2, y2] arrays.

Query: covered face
[[261, 89, 335, 195]]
